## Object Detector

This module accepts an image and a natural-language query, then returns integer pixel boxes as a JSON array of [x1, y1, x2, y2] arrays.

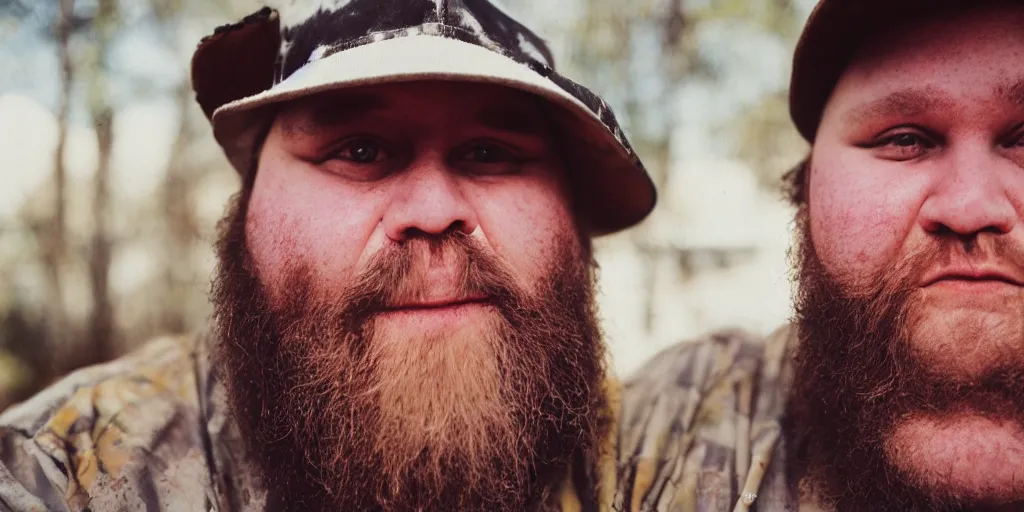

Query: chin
[[886, 413, 1024, 504], [372, 305, 501, 346], [907, 304, 1024, 381]]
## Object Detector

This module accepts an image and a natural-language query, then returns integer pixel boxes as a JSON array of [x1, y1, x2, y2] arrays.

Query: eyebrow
[[842, 88, 954, 126], [997, 78, 1024, 108], [280, 93, 388, 138]]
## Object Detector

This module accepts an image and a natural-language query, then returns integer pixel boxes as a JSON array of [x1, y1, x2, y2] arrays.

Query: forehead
[[824, 6, 1024, 121], [275, 80, 551, 134]]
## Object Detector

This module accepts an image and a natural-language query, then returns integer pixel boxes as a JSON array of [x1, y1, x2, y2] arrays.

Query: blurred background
[[0, 0, 812, 411]]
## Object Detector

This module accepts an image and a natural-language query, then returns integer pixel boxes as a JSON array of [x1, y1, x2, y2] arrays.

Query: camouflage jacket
[[613, 326, 799, 512], [0, 327, 797, 512]]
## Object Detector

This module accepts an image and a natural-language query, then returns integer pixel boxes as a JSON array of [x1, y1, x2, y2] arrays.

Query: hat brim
[[212, 34, 655, 235]]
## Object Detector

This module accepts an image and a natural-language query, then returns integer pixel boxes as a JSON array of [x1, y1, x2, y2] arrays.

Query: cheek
[[473, 179, 577, 291], [246, 157, 384, 295], [808, 148, 927, 283]]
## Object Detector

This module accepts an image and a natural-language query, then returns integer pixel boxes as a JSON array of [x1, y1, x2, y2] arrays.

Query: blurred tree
[[733, 90, 807, 191], [36, 0, 76, 380], [0, 306, 44, 407], [547, 0, 706, 331], [700, 0, 808, 186], [156, 82, 201, 334], [0, 0, 243, 409], [150, 0, 207, 335], [509, 0, 805, 335], [82, 0, 119, 366]]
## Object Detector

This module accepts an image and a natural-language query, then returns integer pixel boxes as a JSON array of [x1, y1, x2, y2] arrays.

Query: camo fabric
[[0, 332, 267, 512], [613, 326, 799, 512], [0, 326, 799, 512], [0, 330, 619, 512]]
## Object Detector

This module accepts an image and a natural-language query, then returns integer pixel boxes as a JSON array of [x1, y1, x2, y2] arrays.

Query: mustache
[[921, 234, 1024, 277], [841, 232, 1024, 303], [330, 231, 524, 324]]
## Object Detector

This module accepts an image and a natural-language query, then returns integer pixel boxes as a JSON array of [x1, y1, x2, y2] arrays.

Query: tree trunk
[[84, 0, 119, 364], [159, 81, 199, 335], [87, 107, 114, 363], [41, 0, 76, 379]]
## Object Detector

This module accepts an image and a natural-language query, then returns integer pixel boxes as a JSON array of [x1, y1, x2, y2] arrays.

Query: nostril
[[927, 223, 957, 237], [447, 220, 468, 234], [922, 217, 1013, 238], [399, 221, 469, 241], [978, 225, 1009, 236], [400, 226, 431, 240]]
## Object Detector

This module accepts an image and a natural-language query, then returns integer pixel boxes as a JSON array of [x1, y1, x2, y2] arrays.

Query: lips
[[921, 269, 1024, 287], [383, 295, 491, 312]]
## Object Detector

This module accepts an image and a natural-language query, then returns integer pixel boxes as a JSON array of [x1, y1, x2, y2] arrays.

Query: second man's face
[[810, 7, 1024, 380], [798, 5, 1024, 504]]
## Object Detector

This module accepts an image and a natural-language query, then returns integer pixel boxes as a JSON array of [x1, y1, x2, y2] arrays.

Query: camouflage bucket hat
[[190, 0, 657, 235]]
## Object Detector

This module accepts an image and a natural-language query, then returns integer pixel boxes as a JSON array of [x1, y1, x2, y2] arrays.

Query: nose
[[382, 154, 479, 242], [918, 149, 1016, 238]]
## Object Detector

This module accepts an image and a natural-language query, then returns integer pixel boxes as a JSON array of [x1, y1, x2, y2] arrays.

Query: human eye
[[866, 128, 938, 161], [327, 136, 388, 164], [320, 136, 393, 181], [456, 140, 526, 175]]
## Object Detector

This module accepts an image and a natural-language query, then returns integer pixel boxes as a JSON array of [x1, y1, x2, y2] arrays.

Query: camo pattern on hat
[[274, 0, 555, 80]]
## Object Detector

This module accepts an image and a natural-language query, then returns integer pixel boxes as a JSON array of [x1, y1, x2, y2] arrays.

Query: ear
[[191, 7, 282, 120]]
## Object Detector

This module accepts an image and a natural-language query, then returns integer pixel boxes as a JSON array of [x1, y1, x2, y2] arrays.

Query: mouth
[[383, 296, 492, 312], [376, 296, 494, 328], [922, 272, 1024, 288]]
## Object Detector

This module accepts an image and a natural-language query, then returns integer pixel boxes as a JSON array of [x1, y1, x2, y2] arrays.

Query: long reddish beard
[[211, 190, 609, 511], [784, 210, 1024, 511]]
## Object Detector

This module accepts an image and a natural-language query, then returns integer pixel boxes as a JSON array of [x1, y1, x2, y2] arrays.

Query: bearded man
[[616, 1, 1024, 511], [0, 1, 657, 511]]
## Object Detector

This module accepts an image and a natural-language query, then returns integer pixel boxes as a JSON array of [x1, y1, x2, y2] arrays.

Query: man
[[616, 1, 1024, 511], [0, 1, 656, 511]]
